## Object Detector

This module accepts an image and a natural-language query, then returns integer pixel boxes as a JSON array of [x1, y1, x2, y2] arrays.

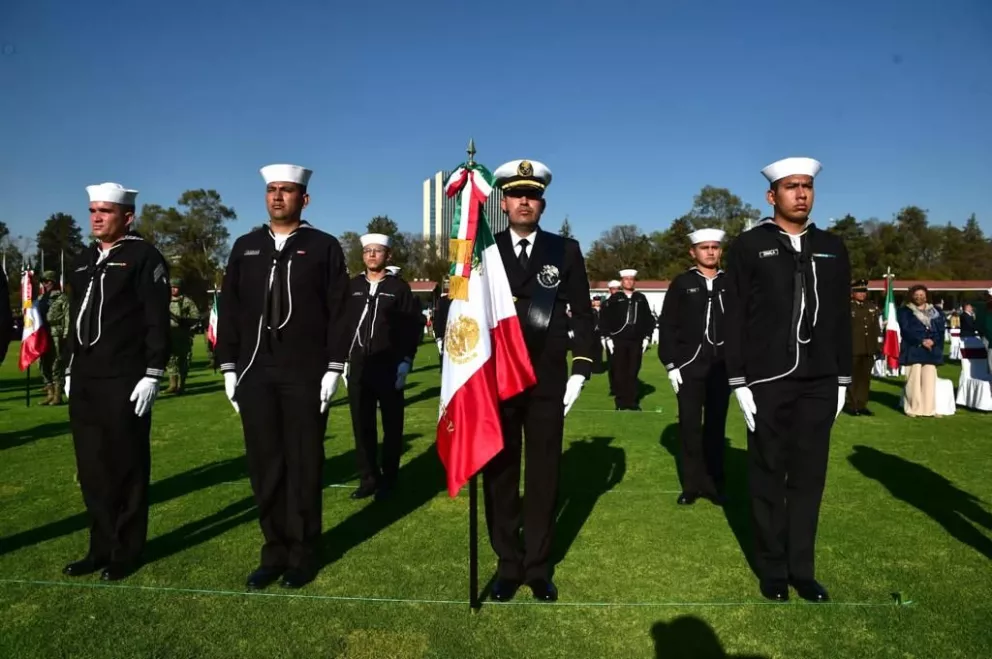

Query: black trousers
[[611, 340, 643, 409], [483, 390, 564, 582], [677, 361, 730, 497], [348, 360, 404, 488], [846, 354, 874, 410], [237, 366, 327, 570], [748, 376, 835, 582], [69, 375, 151, 564]]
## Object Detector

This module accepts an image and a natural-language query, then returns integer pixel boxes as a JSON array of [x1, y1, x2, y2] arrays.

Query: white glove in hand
[[605, 338, 614, 353], [563, 374, 586, 417], [129, 377, 159, 417], [223, 372, 239, 413], [342, 362, 350, 388], [836, 386, 846, 419], [668, 368, 683, 394], [64, 376, 71, 398], [319, 372, 342, 413], [734, 386, 758, 432], [642, 338, 650, 353], [395, 360, 411, 390], [436, 339, 444, 354]]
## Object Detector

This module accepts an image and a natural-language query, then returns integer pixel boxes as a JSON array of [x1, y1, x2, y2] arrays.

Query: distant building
[[422, 170, 506, 259]]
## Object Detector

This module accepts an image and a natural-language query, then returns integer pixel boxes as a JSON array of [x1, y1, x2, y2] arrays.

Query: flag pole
[[465, 137, 482, 612], [23, 264, 31, 407]]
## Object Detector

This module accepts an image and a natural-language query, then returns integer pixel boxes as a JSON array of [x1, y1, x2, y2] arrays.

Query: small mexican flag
[[436, 160, 535, 497], [882, 273, 901, 370], [19, 269, 51, 371], [206, 292, 219, 348]]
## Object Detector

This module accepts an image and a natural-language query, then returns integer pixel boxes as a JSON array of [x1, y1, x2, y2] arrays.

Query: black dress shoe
[[791, 579, 830, 602], [845, 407, 860, 416], [350, 483, 377, 500], [62, 557, 108, 577], [246, 565, 285, 590], [100, 562, 137, 582], [859, 408, 874, 417], [759, 580, 789, 602], [527, 578, 558, 602], [677, 492, 699, 505], [280, 566, 318, 589], [490, 578, 520, 602]]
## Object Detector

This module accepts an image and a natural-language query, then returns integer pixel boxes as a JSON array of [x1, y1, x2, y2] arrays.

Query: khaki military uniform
[[847, 298, 880, 412], [167, 294, 198, 392]]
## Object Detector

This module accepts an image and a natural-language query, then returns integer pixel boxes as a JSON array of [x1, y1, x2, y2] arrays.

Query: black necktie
[[518, 238, 529, 270]]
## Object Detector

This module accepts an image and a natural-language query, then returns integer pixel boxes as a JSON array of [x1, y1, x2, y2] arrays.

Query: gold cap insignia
[[517, 160, 533, 177]]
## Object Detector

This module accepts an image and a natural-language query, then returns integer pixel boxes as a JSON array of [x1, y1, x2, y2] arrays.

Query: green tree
[[686, 186, 760, 240], [339, 231, 364, 275], [559, 216, 574, 239], [584, 225, 653, 281], [35, 213, 86, 275], [366, 215, 399, 236], [648, 216, 694, 280], [828, 214, 872, 279]]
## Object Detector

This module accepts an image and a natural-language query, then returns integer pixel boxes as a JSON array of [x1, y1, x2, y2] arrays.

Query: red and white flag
[[206, 292, 219, 348], [436, 162, 535, 497], [19, 269, 51, 371], [882, 273, 901, 371]]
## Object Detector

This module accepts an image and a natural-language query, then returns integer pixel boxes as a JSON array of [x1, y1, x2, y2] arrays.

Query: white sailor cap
[[493, 159, 552, 191], [607, 280, 621, 288], [385, 265, 401, 275], [761, 157, 821, 184], [86, 182, 139, 206], [360, 233, 391, 248], [689, 228, 726, 245], [619, 269, 638, 278], [260, 164, 313, 187]]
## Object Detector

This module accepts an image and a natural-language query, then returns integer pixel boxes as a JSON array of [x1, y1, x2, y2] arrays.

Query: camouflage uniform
[[38, 272, 69, 405], [167, 278, 199, 393]]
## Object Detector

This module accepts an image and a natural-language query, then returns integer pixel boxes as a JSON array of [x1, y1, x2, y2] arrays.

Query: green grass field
[[1, 339, 990, 658]]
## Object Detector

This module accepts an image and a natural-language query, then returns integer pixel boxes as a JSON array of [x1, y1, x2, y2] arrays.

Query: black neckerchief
[[759, 219, 816, 352]]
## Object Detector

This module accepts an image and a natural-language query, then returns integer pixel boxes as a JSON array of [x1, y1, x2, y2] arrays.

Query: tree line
[[3, 184, 990, 311]]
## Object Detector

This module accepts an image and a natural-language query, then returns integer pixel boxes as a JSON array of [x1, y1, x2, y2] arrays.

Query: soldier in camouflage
[[37, 271, 69, 405], [166, 278, 198, 394]]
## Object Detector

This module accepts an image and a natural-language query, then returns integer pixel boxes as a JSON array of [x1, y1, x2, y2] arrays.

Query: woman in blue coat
[[897, 284, 946, 417]]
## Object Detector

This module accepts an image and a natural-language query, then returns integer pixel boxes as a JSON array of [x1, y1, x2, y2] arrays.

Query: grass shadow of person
[[867, 389, 903, 412], [652, 617, 769, 659], [848, 445, 992, 560], [659, 424, 757, 577], [404, 386, 441, 407], [0, 456, 250, 558], [637, 380, 657, 405], [0, 420, 71, 451]]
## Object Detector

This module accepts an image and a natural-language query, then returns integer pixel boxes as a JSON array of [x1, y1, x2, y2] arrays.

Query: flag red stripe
[[492, 315, 536, 400], [883, 330, 901, 370], [436, 356, 503, 498]]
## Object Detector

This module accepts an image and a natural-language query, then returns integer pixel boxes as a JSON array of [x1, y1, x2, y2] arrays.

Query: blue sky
[[1, 0, 990, 252]]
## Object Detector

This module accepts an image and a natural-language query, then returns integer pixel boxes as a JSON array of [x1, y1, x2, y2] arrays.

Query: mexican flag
[[882, 275, 901, 370], [206, 292, 219, 348], [436, 161, 535, 497], [19, 269, 51, 371]]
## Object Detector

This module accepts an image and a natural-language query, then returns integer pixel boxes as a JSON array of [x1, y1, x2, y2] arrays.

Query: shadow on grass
[[867, 388, 903, 412], [169, 379, 224, 397], [848, 445, 992, 560], [0, 420, 71, 451], [637, 380, 657, 402], [652, 617, 769, 658], [659, 424, 757, 577], [404, 386, 441, 407]]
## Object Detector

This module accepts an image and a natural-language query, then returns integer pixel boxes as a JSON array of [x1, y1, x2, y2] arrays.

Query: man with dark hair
[[723, 157, 851, 603], [485, 158, 594, 602], [218, 164, 350, 590], [601, 269, 655, 410], [63, 182, 171, 581], [846, 279, 880, 415]]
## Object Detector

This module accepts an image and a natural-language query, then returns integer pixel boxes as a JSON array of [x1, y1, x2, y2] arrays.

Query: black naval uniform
[[64, 234, 171, 566], [601, 289, 655, 409], [485, 228, 595, 584], [343, 272, 423, 494], [217, 223, 349, 572], [0, 270, 11, 365], [723, 219, 851, 585], [847, 292, 880, 414], [657, 268, 730, 500]]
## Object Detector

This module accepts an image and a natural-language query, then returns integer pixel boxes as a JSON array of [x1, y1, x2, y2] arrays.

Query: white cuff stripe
[[146, 368, 165, 377]]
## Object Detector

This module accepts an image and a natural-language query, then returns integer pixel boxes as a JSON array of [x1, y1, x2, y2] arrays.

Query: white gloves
[[668, 368, 682, 394], [342, 362, 350, 388], [319, 372, 342, 414], [436, 339, 444, 354], [129, 377, 159, 417], [605, 338, 614, 353], [836, 386, 846, 419], [64, 376, 71, 398], [735, 387, 757, 432], [396, 360, 411, 390], [224, 372, 239, 413], [642, 338, 650, 353], [563, 374, 586, 416]]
